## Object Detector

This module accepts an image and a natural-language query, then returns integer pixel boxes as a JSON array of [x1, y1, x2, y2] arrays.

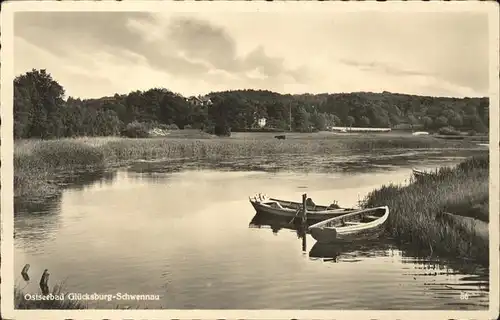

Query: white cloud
[[13, 10, 490, 98], [246, 68, 268, 81]]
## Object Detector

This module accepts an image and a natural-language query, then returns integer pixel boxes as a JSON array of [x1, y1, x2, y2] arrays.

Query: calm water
[[14, 148, 489, 310]]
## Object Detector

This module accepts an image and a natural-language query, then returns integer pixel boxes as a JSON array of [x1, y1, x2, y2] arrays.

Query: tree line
[[14, 69, 489, 139]]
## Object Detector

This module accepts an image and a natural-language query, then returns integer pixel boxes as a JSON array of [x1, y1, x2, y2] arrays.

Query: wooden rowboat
[[249, 193, 357, 222], [437, 212, 488, 242], [412, 168, 432, 180], [308, 206, 389, 244]]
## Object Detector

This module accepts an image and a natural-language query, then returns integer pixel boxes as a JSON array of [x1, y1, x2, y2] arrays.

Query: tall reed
[[362, 155, 489, 265]]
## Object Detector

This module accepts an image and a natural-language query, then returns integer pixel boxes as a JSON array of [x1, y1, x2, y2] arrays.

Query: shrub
[[467, 130, 477, 136], [438, 126, 460, 136], [456, 154, 489, 172], [165, 124, 180, 130], [214, 125, 231, 137], [156, 123, 169, 130], [121, 121, 150, 138]]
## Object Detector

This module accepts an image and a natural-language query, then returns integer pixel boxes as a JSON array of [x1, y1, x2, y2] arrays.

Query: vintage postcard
[[1, 1, 499, 319]]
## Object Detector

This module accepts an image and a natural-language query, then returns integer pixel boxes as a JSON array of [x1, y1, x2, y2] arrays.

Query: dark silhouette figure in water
[[39, 269, 50, 295], [21, 264, 30, 282]]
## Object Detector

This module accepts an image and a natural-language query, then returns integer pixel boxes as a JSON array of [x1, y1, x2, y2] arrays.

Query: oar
[[288, 207, 302, 224]]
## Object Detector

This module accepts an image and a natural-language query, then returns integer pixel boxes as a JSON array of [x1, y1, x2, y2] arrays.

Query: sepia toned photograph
[[1, 1, 499, 319]]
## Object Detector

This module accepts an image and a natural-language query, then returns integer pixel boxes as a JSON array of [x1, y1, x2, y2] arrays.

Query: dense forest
[[14, 69, 489, 139]]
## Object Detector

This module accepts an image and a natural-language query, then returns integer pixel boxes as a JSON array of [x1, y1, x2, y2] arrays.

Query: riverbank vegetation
[[362, 154, 490, 266], [14, 133, 484, 200], [15, 69, 489, 139]]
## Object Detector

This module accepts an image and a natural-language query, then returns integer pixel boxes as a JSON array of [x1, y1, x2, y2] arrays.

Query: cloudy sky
[[13, 8, 490, 99]]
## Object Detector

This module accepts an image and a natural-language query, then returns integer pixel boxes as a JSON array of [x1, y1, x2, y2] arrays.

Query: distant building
[[257, 118, 267, 128], [330, 126, 391, 133], [101, 96, 116, 102], [186, 95, 212, 107]]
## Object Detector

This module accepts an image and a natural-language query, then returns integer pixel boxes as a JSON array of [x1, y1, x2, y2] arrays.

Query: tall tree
[[13, 69, 490, 139], [14, 69, 66, 138]]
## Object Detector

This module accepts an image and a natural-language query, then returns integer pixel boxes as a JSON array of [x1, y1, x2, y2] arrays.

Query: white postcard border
[[1, 1, 499, 319]]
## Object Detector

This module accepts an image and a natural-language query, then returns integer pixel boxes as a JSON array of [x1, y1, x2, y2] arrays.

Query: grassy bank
[[14, 132, 482, 200], [362, 155, 489, 266]]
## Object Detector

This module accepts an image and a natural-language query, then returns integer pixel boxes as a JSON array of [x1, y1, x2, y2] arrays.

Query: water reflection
[[249, 211, 310, 254], [249, 212, 306, 237], [127, 160, 187, 174], [14, 170, 117, 252], [125, 171, 175, 184], [249, 212, 297, 232], [14, 195, 62, 253], [308, 241, 488, 308], [56, 169, 117, 191], [308, 240, 394, 261], [399, 255, 489, 309]]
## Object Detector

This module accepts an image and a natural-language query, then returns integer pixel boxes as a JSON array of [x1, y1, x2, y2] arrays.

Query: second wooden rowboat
[[308, 206, 389, 244], [412, 168, 432, 180]]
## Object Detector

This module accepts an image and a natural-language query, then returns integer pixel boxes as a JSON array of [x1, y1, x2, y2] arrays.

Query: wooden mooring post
[[39, 269, 50, 295], [301, 193, 307, 224], [301, 193, 308, 252], [21, 263, 30, 281], [301, 229, 307, 252]]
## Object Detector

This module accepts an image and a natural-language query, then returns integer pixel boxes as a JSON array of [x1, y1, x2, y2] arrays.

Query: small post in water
[[301, 193, 307, 224], [39, 269, 50, 295], [301, 193, 308, 252], [21, 264, 30, 281], [301, 230, 307, 252]]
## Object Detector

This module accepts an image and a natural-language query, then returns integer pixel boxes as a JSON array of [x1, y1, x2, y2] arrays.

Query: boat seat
[[268, 201, 284, 209], [344, 221, 362, 225], [364, 215, 379, 220]]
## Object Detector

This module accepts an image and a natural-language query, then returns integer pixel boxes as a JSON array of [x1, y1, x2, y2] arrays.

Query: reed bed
[[362, 155, 489, 265], [13, 135, 481, 200], [14, 140, 106, 200]]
